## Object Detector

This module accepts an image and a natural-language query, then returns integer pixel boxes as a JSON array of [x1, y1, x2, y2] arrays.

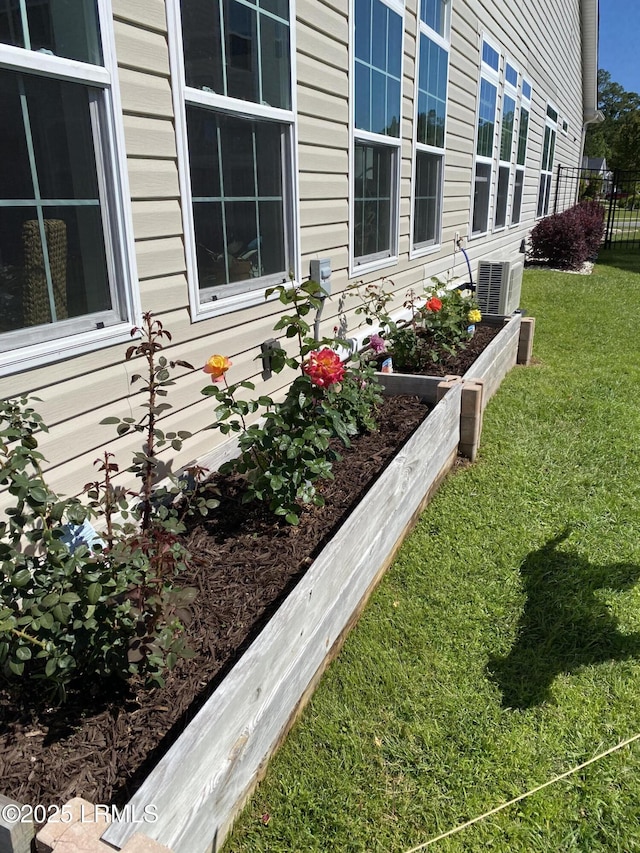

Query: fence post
[[605, 170, 618, 249], [553, 164, 562, 214]]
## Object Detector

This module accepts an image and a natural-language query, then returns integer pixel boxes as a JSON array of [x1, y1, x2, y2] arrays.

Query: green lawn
[[224, 249, 640, 853]]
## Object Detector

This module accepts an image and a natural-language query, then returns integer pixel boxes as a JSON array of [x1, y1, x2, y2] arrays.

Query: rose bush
[[351, 277, 481, 372], [202, 280, 382, 524]]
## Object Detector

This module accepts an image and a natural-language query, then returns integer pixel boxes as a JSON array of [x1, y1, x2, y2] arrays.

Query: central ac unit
[[476, 257, 523, 315]]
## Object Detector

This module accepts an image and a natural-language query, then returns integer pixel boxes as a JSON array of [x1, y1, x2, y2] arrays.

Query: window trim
[[349, 0, 404, 276], [167, 0, 300, 321], [410, 1, 450, 258], [470, 34, 500, 239], [0, 0, 139, 376], [493, 57, 518, 232], [537, 100, 558, 218], [510, 77, 531, 226]]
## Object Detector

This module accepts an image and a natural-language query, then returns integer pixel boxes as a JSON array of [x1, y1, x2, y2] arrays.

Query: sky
[[598, 0, 640, 94]]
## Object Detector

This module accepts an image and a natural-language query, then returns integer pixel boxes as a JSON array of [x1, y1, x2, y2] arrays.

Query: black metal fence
[[554, 166, 640, 249]]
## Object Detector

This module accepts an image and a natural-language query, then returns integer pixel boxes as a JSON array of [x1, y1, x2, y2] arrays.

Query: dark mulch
[[0, 395, 430, 811], [377, 322, 502, 376], [0, 328, 500, 812]]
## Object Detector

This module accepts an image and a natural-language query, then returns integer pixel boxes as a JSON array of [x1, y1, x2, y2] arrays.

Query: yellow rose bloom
[[468, 309, 482, 324], [203, 354, 232, 382]]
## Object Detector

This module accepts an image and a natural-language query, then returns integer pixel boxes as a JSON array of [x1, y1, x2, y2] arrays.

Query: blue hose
[[459, 243, 475, 290]]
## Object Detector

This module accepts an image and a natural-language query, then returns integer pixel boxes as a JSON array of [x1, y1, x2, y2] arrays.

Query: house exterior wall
[[0, 0, 589, 503]]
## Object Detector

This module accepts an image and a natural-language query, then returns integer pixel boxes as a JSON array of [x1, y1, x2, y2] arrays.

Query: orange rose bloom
[[426, 297, 442, 312], [302, 348, 345, 389], [203, 354, 232, 382]]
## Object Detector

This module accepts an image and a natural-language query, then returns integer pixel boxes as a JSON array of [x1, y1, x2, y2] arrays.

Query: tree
[[585, 70, 640, 171]]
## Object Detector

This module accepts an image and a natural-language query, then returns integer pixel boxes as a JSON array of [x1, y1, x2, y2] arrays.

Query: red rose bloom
[[303, 348, 345, 388], [426, 297, 443, 312]]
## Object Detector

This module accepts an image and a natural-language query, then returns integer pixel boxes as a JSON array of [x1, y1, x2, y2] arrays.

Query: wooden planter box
[[11, 315, 532, 853], [375, 313, 531, 461], [93, 383, 462, 853]]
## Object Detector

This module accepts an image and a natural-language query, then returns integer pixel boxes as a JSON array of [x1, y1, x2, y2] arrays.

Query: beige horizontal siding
[[113, 19, 170, 75], [132, 199, 183, 240], [139, 274, 189, 315], [297, 85, 348, 125], [118, 67, 173, 118], [112, 0, 167, 32], [128, 158, 180, 200], [297, 21, 347, 70], [123, 115, 177, 159], [298, 114, 348, 150], [300, 198, 348, 228], [297, 0, 347, 43]]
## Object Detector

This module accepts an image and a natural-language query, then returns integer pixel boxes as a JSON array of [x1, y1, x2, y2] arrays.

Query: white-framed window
[[168, 0, 298, 319], [493, 60, 517, 229], [351, 0, 403, 274], [0, 0, 137, 375], [537, 102, 557, 217], [411, 0, 450, 255], [511, 78, 531, 225], [471, 36, 499, 237]]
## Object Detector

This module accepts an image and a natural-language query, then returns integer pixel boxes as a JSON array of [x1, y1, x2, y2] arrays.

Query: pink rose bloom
[[369, 333, 386, 354]]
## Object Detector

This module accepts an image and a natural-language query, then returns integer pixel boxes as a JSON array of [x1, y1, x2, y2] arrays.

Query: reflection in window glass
[[494, 165, 509, 228], [482, 40, 499, 70], [181, 0, 290, 110], [477, 77, 497, 158], [354, 141, 393, 260], [354, 0, 402, 137], [517, 106, 529, 165], [187, 107, 287, 290], [537, 122, 556, 217], [417, 33, 448, 148], [0, 0, 102, 64], [500, 94, 515, 162], [472, 162, 491, 234], [537, 173, 552, 217], [512, 169, 524, 224], [413, 151, 441, 247], [181, 0, 224, 92], [0, 69, 111, 340], [420, 0, 446, 35], [505, 63, 518, 87]]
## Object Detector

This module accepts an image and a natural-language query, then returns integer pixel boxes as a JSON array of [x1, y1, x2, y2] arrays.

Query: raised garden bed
[[101, 382, 461, 853], [1, 313, 533, 853], [376, 313, 534, 460]]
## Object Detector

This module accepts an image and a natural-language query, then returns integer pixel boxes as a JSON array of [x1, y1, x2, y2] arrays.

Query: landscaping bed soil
[[0, 326, 502, 819], [0, 393, 433, 815], [377, 322, 502, 376]]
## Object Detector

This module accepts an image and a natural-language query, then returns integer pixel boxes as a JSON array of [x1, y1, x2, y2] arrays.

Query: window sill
[[0, 321, 135, 378], [409, 242, 441, 261], [191, 279, 294, 320], [349, 255, 398, 279]]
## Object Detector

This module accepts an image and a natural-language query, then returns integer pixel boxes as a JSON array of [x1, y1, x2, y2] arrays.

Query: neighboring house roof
[[581, 0, 602, 124], [582, 156, 608, 171]]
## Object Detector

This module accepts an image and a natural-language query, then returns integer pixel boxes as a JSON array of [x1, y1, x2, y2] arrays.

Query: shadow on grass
[[595, 249, 640, 275], [487, 530, 640, 709]]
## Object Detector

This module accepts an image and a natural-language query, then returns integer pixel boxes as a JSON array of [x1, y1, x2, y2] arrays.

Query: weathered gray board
[[462, 313, 521, 410], [103, 383, 462, 853], [373, 313, 521, 409], [0, 795, 33, 853]]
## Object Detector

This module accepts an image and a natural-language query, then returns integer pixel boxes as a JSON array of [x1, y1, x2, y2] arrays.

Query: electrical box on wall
[[309, 258, 332, 296]]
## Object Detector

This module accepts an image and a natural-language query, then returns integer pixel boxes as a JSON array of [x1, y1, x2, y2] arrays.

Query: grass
[[224, 249, 640, 853]]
